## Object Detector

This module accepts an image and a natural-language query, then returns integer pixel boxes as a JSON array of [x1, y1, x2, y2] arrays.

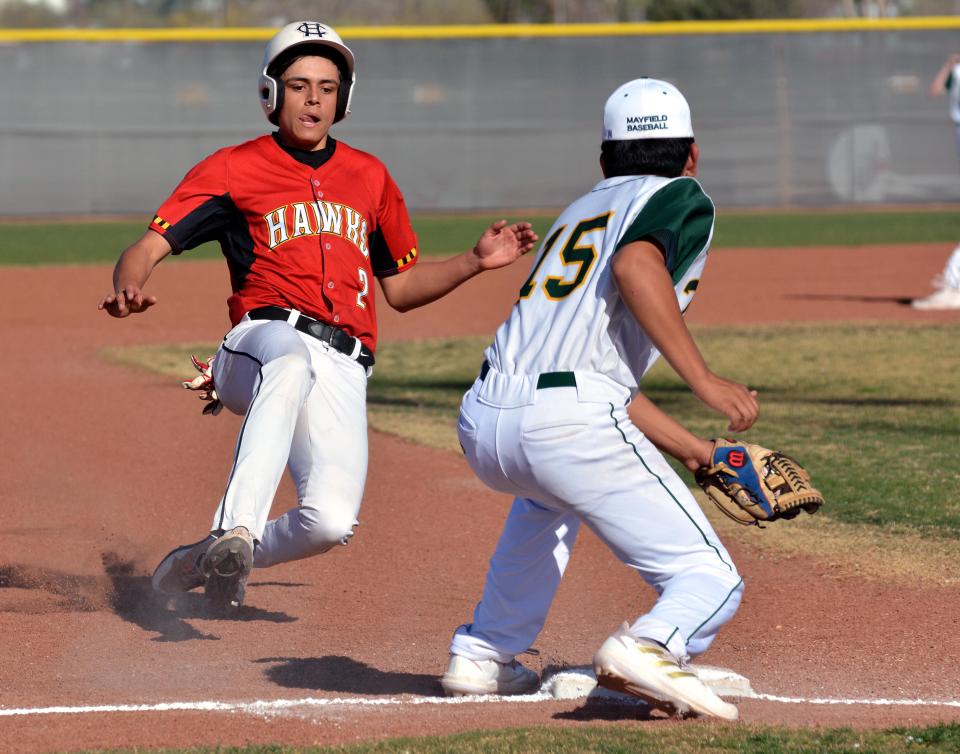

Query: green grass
[[711, 208, 960, 248], [367, 323, 960, 538], [102, 321, 960, 539], [89, 721, 960, 753], [4, 208, 960, 266], [646, 323, 960, 536], [0, 220, 219, 265]]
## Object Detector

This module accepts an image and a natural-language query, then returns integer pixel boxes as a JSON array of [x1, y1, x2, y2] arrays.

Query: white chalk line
[[751, 693, 960, 707], [2, 691, 960, 718], [0, 694, 543, 717]]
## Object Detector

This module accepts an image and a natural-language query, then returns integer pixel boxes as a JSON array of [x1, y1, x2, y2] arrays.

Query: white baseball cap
[[602, 78, 694, 141]]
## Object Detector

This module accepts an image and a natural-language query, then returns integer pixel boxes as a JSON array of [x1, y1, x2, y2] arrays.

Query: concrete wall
[[1, 28, 958, 215]]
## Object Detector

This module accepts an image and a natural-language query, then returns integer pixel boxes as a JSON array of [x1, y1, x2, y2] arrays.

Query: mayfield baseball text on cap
[[603, 78, 694, 141]]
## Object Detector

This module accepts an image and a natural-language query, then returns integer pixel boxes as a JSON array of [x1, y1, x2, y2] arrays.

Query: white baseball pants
[[210, 316, 369, 568], [449, 368, 743, 663]]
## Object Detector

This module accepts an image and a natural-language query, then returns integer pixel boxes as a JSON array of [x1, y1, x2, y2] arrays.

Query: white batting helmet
[[258, 21, 356, 125]]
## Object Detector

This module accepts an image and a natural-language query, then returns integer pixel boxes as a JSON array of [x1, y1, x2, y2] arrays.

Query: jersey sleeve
[[369, 169, 419, 278], [150, 148, 238, 255], [616, 178, 715, 284]]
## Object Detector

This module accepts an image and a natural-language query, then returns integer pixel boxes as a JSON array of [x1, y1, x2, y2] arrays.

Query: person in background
[[912, 52, 960, 310]]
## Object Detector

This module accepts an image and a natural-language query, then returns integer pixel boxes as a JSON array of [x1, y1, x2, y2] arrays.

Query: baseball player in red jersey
[[98, 21, 537, 609]]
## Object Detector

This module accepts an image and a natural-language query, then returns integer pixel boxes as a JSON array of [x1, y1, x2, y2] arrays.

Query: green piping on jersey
[[3, 17, 960, 43], [616, 178, 714, 285], [607, 404, 733, 572]]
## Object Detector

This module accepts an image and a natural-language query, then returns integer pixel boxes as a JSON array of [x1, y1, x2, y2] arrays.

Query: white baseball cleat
[[440, 655, 540, 697], [151, 535, 215, 594], [911, 285, 960, 310], [202, 526, 254, 609], [593, 623, 739, 721]]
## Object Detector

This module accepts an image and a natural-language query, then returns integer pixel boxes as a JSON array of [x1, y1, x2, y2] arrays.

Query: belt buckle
[[333, 328, 363, 361], [305, 320, 329, 343]]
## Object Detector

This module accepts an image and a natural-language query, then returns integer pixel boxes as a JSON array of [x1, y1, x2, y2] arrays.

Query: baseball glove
[[694, 439, 824, 526]]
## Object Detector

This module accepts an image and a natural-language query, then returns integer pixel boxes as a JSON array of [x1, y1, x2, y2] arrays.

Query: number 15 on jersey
[[518, 213, 611, 302]]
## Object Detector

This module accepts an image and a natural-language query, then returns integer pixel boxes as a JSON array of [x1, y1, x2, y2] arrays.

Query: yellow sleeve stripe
[[152, 215, 171, 230], [397, 248, 418, 267]]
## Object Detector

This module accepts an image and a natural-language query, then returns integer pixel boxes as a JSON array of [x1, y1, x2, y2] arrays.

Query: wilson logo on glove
[[727, 451, 746, 468], [695, 439, 825, 526]]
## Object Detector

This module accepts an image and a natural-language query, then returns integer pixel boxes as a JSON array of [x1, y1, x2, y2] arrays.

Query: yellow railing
[[1, 16, 959, 42]]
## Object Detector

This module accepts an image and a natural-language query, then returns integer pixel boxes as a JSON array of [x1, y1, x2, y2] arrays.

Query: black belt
[[248, 306, 375, 369], [479, 360, 576, 390]]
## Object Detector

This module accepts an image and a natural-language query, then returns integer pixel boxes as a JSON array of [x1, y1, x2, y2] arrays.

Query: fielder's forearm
[[613, 241, 758, 431], [627, 392, 712, 472]]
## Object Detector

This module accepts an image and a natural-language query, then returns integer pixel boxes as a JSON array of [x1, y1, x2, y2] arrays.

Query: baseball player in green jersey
[[439, 78, 759, 720], [912, 52, 960, 310]]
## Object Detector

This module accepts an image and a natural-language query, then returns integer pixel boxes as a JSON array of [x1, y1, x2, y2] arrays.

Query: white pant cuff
[[449, 626, 516, 664]]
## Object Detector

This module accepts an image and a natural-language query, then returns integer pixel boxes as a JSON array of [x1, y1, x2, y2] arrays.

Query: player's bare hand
[[98, 285, 157, 318], [471, 220, 539, 271], [693, 373, 759, 433]]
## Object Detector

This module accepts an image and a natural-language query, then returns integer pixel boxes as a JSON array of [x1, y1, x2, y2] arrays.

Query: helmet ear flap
[[272, 82, 283, 126], [259, 73, 282, 125], [334, 76, 352, 123]]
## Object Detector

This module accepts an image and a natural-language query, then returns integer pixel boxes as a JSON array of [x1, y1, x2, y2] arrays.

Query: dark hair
[[600, 137, 694, 178], [268, 44, 347, 82]]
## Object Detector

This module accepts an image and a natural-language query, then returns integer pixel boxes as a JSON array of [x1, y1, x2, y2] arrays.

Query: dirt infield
[[1, 243, 958, 753]]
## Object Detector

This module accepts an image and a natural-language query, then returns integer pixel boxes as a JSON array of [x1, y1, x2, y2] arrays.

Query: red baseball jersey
[[150, 135, 419, 351]]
